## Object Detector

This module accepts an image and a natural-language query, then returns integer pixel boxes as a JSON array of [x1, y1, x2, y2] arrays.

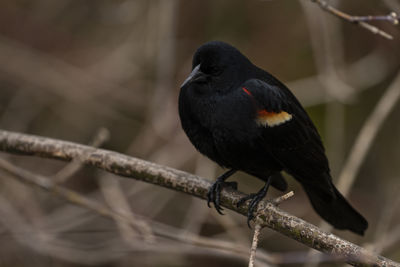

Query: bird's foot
[[237, 181, 270, 227], [207, 177, 237, 215]]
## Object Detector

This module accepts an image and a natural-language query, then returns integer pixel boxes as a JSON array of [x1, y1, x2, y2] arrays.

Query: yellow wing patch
[[256, 110, 292, 127]]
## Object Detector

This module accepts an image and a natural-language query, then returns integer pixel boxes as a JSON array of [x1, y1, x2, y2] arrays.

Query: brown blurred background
[[0, 0, 400, 266]]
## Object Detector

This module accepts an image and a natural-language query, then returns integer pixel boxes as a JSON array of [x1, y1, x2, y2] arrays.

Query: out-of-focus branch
[[311, 0, 399, 40], [338, 72, 400, 195], [0, 130, 398, 266], [0, 157, 154, 241], [288, 50, 392, 106]]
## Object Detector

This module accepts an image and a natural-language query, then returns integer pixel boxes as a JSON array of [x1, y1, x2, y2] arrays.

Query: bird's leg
[[207, 169, 237, 214], [237, 177, 272, 227]]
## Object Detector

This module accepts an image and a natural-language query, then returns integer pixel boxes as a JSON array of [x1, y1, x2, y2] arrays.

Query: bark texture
[[0, 130, 398, 267]]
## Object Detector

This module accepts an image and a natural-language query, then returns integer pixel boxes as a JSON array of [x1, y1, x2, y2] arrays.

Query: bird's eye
[[202, 65, 222, 76]]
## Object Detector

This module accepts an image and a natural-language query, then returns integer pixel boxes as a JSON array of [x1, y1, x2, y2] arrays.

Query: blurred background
[[0, 0, 400, 266]]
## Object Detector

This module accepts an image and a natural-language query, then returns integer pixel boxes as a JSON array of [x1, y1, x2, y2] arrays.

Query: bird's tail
[[302, 182, 368, 235]]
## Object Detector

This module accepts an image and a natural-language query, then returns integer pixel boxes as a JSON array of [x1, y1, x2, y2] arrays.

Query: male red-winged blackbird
[[178, 41, 368, 235]]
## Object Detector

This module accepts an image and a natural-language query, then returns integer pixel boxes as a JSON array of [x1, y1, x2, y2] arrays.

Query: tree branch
[[0, 130, 398, 267], [311, 0, 399, 40], [249, 224, 262, 267]]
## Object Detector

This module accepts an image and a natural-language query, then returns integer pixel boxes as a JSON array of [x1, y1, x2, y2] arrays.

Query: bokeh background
[[0, 0, 400, 266]]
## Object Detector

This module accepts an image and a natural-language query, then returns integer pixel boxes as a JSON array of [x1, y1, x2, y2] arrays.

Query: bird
[[178, 41, 368, 235]]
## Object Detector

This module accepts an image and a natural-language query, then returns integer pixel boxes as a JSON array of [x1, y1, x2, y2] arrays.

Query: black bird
[[178, 41, 368, 235]]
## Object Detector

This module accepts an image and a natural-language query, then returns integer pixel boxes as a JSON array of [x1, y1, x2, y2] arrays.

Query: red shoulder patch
[[242, 87, 252, 96], [242, 87, 292, 127]]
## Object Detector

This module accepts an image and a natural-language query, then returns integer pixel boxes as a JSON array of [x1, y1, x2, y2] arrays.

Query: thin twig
[[249, 224, 262, 267], [311, 0, 398, 40], [0, 130, 398, 266], [271, 191, 294, 205]]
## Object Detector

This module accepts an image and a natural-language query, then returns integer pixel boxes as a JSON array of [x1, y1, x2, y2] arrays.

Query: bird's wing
[[241, 78, 331, 185]]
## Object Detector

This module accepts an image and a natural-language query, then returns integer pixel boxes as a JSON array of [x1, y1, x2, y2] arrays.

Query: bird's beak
[[181, 64, 204, 88]]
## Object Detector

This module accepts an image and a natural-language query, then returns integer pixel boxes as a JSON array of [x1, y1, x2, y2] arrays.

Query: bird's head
[[181, 41, 252, 94]]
